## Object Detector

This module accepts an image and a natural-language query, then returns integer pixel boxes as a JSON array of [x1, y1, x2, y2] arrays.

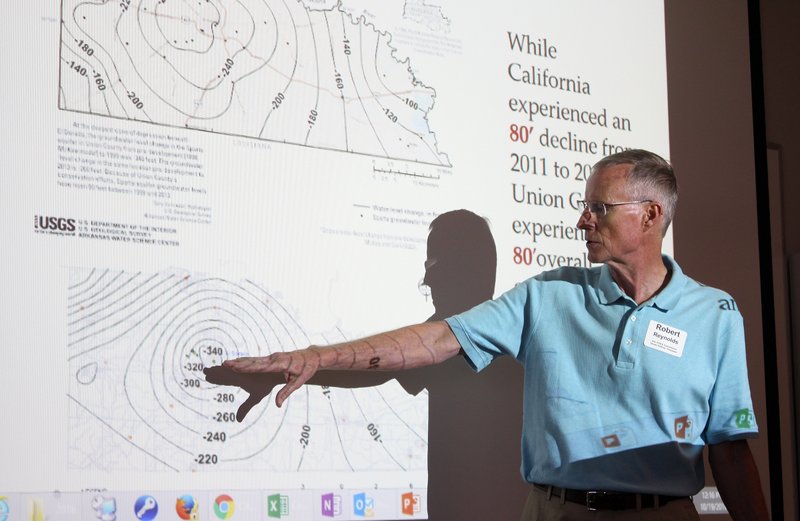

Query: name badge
[[644, 320, 687, 357]]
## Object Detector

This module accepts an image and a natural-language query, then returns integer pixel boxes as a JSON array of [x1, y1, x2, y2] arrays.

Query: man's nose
[[577, 209, 593, 229]]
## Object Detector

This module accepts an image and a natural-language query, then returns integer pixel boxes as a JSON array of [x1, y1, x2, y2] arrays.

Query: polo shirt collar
[[597, 265, 625, 305], [596, 255, 686, 310], [649, 255, 686, 311]]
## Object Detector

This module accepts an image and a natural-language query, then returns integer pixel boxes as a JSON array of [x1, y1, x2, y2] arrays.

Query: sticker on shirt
[[674, 415, 694, 440], [644, 320, 687, 357], [598, 428, 636, 451], [733, 408, 756, 429]]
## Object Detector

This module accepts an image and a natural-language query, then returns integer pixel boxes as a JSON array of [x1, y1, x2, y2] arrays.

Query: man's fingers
[[217, 351, 320, 407], [274, 385, 293, 408], [275, 372, 311, 407], [223, 355, 283, 373]]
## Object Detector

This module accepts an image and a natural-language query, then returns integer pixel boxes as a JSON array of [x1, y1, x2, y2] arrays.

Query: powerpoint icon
[[401, 493, 420, 516]]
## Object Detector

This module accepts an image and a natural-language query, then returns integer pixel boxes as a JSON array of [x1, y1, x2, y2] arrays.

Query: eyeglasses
[[576, 199, 652, 217]]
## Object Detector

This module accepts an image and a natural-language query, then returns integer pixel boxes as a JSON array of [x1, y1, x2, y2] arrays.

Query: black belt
[[533, 483, 688, 511]]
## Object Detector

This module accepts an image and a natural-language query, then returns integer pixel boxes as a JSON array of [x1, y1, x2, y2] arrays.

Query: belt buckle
[[585, 491, 607, 511]]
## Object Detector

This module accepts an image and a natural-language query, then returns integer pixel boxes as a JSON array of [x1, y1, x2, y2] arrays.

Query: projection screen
[[1, 1, 708, 519]]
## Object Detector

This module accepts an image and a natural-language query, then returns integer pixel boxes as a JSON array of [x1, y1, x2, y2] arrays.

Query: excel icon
[[267, 494, 289, 518]]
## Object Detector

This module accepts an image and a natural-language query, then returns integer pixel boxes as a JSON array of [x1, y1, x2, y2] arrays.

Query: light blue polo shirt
[[445, 256, 757, 496]]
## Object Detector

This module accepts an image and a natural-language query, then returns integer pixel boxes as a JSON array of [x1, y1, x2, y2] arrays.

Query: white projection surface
[[0, 0, 670, 519]]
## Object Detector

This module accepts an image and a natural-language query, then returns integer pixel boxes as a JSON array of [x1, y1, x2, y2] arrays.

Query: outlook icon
[[353, 492, 374, 517]]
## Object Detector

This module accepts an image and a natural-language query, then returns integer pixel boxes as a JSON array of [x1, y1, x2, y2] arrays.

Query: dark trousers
[[520, 486, 701, 521]]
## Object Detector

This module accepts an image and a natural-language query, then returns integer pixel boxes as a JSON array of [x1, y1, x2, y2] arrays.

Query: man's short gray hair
[[592, 149, 678, 235]]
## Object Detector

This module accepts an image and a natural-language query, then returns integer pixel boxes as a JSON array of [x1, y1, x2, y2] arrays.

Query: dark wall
[[668, 1, 800, 519], [761, 0, 800, 256], [667, 0, 772, 519], [761, 0, 800, 517]]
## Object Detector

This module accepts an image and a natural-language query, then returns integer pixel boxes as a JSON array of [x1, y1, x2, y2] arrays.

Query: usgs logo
[[34, 215, 76, 232]]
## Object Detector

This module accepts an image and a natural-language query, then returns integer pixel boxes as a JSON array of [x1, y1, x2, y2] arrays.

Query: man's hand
[[202, 365, 285, 421], [205, 322, 461, 417], [221, 349, 324, 407]]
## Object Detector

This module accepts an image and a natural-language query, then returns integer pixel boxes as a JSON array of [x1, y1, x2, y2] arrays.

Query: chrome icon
[[213, 494, 235, 519]]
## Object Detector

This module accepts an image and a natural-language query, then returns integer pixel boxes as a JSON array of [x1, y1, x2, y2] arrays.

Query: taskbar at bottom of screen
[[0, 488, 428, 521]]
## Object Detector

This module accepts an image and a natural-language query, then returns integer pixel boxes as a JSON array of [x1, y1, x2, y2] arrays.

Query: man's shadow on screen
[[204, 210, 505, 516], [204, 208, 497, 413]]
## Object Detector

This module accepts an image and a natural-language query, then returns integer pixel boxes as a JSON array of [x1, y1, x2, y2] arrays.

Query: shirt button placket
[[617, 309, 641, 367]]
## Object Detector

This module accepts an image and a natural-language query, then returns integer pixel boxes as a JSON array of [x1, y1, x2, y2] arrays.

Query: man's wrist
[[310, 344, 352, 370]]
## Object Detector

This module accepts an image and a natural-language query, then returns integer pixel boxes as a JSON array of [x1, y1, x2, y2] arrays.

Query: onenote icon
[[91, 495, 117, 521], [0, 496, 9, 521], [134, 495, 159, 521], [321, 493, 341, 517], [213, 494, 235, 519], [175, 494, 198, 520]]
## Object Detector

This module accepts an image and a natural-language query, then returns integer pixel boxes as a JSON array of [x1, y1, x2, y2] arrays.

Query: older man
[[220, 150, 768, 520]]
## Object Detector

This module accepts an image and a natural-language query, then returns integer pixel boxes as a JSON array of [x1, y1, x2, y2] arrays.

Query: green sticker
[[733, 408, 754, 429]]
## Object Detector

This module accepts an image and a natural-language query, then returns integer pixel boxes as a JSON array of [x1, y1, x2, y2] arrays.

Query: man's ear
[[642, 201, 663, 231]]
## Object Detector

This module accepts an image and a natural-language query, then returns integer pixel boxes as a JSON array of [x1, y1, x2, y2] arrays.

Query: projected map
[[66, 267, 428, 473], [58, 0, 450, 166]]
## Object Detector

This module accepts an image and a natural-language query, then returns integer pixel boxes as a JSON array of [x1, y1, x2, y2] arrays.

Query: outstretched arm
[[219, 321, 461, 407], [203, 365, 422, 421]]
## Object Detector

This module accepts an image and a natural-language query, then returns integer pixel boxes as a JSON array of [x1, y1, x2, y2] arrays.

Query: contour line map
[[58, 0, 451, 166], [67, 267, 428, 473]]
